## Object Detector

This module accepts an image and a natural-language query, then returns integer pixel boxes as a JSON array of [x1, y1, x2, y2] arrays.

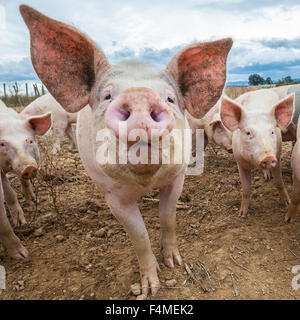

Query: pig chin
[[127, 142, 162, 175]]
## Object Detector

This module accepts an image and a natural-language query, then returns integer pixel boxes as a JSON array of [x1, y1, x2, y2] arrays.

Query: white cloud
[[0, 0, 300, 83]]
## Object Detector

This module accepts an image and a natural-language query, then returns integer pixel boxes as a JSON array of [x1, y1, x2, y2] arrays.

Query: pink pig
[[285, 118, 300, 223], [20, 5, 232, 295], [220, 89, 294, 217], [0, 99, 51, 259], [21, 93, 77, 154]]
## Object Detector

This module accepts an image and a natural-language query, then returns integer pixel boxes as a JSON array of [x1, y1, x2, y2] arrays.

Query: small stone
[[56, 235, 64, 242], [130, 283, 141, 296], [165, 279, 177, 287], [136, 294, 146, 300], [95, 228, 106, 237], [34, 227, 43, 237]]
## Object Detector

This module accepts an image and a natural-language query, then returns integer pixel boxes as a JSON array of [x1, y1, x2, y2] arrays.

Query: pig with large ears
[[220, 89, 294, 218], [20, 4, 232, 295]]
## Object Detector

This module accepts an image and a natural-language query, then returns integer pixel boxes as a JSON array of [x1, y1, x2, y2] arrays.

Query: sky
[[1, 0, 300, 86]]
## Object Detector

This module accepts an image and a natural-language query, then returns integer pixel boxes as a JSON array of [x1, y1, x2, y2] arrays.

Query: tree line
[[248, 74, 299, 86]]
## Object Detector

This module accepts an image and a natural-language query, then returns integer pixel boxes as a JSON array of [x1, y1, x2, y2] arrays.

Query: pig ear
[[27, 112, 52, 136], [271, 93, 295, 130], [220, 95, 243, 132], [166, 38, 233, 118], [19, 5, 110, 113], [209, 112, 222, 128]]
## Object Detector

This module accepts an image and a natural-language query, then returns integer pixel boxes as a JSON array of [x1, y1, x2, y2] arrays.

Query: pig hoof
[[7, 244, 28, 260], [141, 273, 160, 296], [285, 214, 294, 223], [238, 211, 248, 218], [162, 246, 182, 268]]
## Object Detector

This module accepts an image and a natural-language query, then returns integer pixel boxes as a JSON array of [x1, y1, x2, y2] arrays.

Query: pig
[[187, 98, 233, 152], [285, 118, 300, 222], [271, 83, 300, 142], [220, 89, 294, 217], [21, 93, 77, 154], [0, 99, 51, 259], [20, 5, 232, 295]]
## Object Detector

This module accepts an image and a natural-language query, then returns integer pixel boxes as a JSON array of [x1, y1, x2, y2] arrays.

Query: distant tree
[[248, 73, 265, 86], [265, 77, 273, 84], [276, 75, 295, 87], [283, 76, 294, 84]]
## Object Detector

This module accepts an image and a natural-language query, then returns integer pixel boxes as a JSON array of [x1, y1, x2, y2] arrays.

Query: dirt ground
[[1, 129, 300, 300]]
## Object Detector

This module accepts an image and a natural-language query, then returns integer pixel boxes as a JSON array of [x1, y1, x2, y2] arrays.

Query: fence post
[[41, 85, 45, 95], [3, 83, 6, 100], [25, 83, 29, 99]]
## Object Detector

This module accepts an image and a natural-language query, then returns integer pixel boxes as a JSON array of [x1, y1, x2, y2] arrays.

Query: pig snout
[[21, 166, 37, 179], [105, 88, 174, 141], [259, 156, 277, 169]]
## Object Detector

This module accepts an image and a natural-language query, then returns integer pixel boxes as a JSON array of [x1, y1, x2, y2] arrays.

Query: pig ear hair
[[19, 5, 110, 113], [166, 38, 233, 119], [220, 95, 243, 132], [27, 112, 52, 136], [272, 93, 295, 130]]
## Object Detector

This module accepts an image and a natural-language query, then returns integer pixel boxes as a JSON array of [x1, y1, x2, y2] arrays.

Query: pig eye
[[167, 97, 175, 104], [104, 94, 112, 100], [245, 130, 253, 138], [0, 141, 7, 149], [271, 130, 275, 135]]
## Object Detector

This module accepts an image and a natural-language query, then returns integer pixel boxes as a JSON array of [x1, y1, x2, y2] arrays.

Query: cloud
[[260, 37, 300, 50], [0, 0, 300, 84], [0, 58, 38, 81]]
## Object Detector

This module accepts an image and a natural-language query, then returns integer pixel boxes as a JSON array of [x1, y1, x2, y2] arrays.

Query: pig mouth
[[126, 140, 162, 174]]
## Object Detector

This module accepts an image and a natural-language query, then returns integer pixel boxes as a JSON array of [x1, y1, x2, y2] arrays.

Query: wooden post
[[25, 83, 29, 99], [41, 85, 45, 95], [3, 83, 6, 100]]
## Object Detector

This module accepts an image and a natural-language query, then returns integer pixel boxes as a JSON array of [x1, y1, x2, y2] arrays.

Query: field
[[0, 88, 300, 300]]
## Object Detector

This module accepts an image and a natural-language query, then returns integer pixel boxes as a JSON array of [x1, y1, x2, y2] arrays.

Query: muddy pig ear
[[272, 93, 295, 130], [27, 112, 52, 136], [220, 95, 243, 132], [19, 5, 110, 113], [166, 38, 233, 119]]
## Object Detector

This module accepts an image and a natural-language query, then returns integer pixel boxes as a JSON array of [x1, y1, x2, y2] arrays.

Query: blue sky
[[1, 0, 300, 84]]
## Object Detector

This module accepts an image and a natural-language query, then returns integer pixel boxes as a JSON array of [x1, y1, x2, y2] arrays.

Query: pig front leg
[[238, 164, 251, 217], [1, 173, 26, 227], [21, 179, 35, 206], [285, 175, 300, 223], [66, 125, 77, 150], [105, 193, 160, 296], [271, 159, 290, 206], [0, 176, 28, 259], [159, 173, 184, 268]]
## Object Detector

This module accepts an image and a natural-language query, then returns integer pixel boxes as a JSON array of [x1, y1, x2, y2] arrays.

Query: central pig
[[20, 5, 232, 295]]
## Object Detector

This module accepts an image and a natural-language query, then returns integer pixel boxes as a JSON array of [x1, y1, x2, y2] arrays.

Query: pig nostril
[[150, 110, 162, 122], [119, 105, 130, 121]]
